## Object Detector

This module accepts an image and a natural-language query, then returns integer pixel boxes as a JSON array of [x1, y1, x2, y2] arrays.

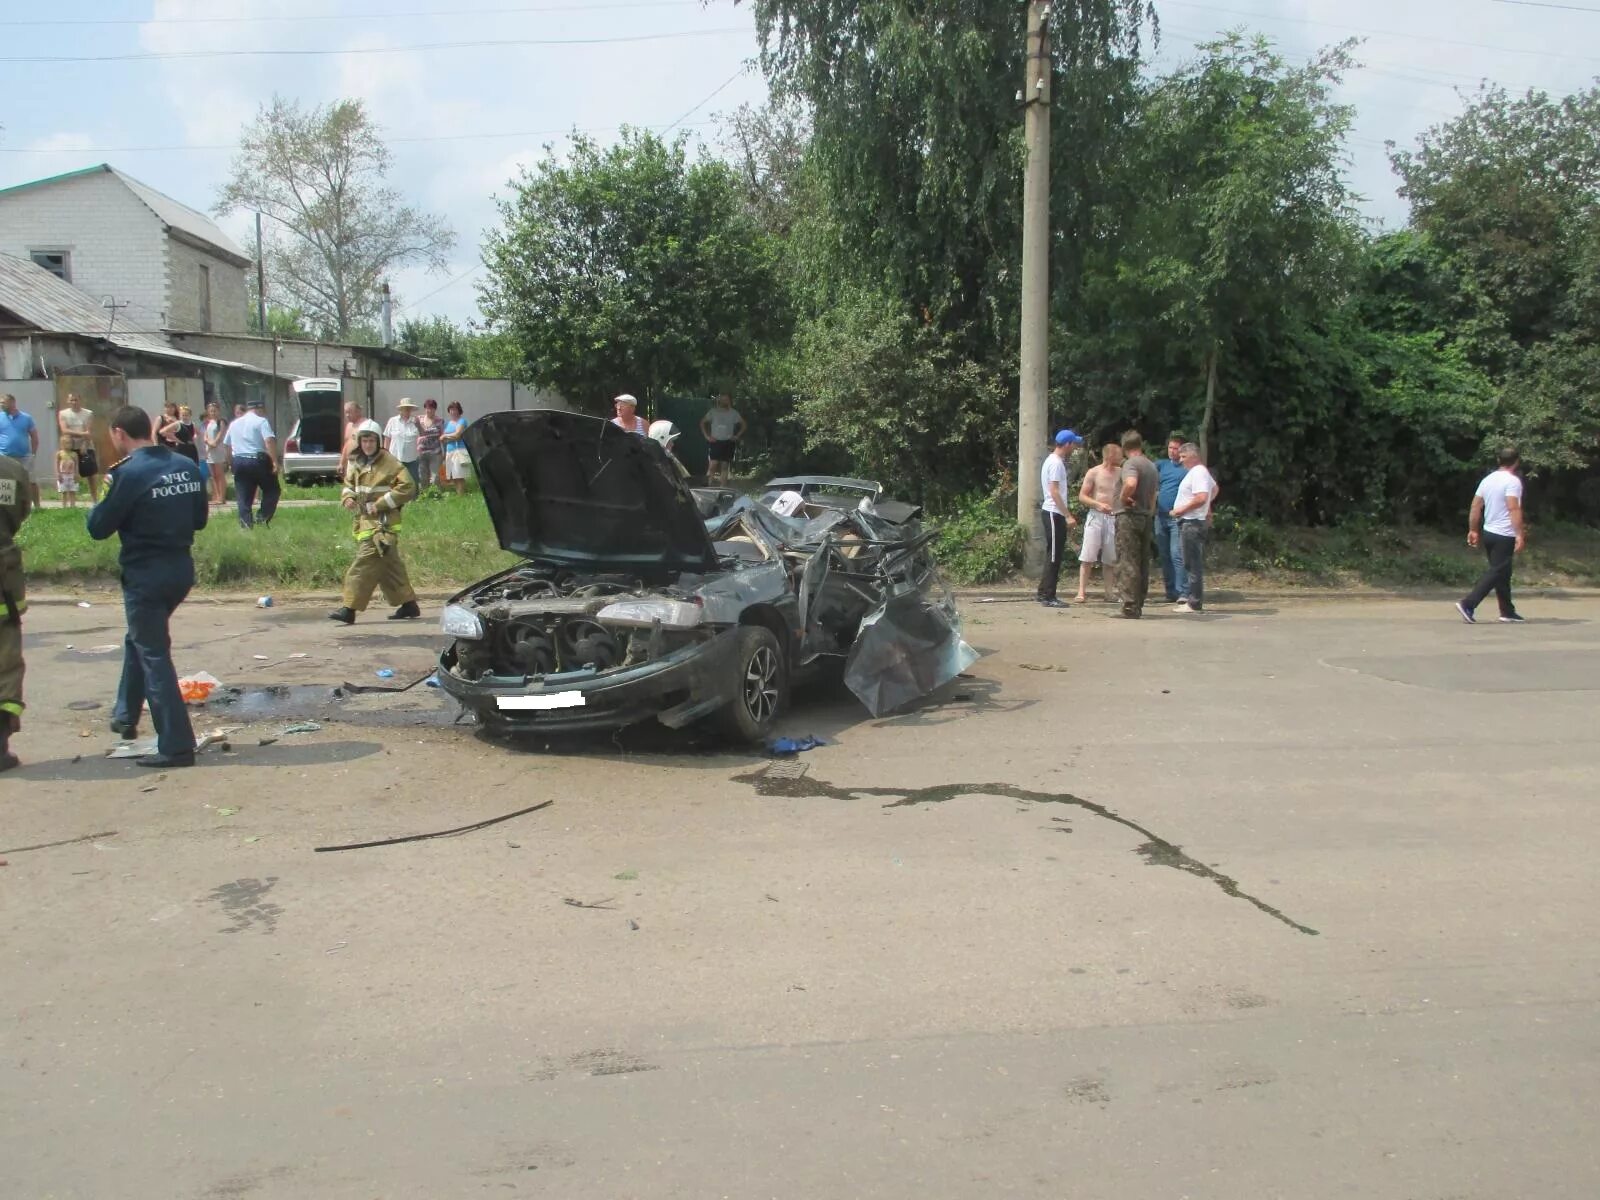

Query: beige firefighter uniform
[[340, 448, 418, 611], [0, 453, 31, 730]]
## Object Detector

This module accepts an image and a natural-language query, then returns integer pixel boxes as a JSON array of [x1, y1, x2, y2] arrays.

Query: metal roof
[[0, 253, 267, 375], [0, 164, 251, 266]]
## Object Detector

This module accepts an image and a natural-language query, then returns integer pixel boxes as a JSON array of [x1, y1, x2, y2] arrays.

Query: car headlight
[[440, 603, 485, 640], [596, 599, 703, 630]]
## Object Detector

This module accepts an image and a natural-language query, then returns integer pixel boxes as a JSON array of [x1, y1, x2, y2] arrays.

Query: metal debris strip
[[0, 831, 118, 855], [763, 759, 809, 782], [313, 800, 555, 853]]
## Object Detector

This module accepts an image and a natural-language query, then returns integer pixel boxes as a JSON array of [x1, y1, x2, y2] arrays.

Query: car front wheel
[[714, 625, 786, 744]]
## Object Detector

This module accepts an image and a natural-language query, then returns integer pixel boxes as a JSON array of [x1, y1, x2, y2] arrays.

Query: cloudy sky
[[1, 0, 1595, 327]]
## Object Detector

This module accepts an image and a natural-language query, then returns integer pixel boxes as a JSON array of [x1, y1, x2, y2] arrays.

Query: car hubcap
[[743, 645, 779, 724]]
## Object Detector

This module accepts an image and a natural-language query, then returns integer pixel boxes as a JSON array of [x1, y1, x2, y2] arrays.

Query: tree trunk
[[1200, 343, 1219, 464]]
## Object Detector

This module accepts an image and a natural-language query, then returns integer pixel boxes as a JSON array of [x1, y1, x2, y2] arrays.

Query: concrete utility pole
[[380, 281, 393, 347], [1016, 0, 1052, 561], [255, 212, 267, 333]]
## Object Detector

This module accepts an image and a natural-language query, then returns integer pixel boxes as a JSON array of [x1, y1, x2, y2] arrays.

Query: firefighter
[[0, 450, 31, 771], [329, 419, 420, 625], [87, 405, 210, 768], [647, 419, 690, 481]]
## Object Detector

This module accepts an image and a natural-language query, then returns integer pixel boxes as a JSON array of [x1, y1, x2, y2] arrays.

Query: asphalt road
[[4, 589, 1597, 1199]]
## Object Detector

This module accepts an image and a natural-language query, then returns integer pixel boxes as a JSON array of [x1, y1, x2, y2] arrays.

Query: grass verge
[[18, 492, 521, 592]]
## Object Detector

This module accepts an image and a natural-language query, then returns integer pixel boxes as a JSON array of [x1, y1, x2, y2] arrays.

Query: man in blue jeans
[[88, 406, 209, 767], [1154, 432, 1187, 603]]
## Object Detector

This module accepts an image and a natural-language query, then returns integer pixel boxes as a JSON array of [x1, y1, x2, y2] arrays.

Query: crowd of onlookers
[[0, 391, 478, 517]]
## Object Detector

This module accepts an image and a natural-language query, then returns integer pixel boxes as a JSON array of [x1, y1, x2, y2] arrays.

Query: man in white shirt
[[1456, 447, 1526, 623], [611, 393, 648, 435], [220, 397, 279, 529], [699, 392, 746, 486], [1036, 429, 1081, 608], [383, 398, 422, 486], [1168, 442, 1216, 613]]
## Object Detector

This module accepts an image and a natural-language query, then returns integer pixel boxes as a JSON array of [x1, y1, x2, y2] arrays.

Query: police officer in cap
[[0, 450, 31, 771], [89, 405, 209, 768]]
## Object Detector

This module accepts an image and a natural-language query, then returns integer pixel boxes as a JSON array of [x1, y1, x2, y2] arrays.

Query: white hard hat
[[647, 419, 680, 448], [356, 419, 382, 438]]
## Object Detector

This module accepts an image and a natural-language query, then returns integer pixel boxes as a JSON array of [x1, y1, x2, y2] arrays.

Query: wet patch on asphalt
[[204, 876, 283, 934], [736, 765, 1319, 937]]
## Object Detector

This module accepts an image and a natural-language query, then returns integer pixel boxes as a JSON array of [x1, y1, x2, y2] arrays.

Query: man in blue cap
[[88, 406, 209, 767], [1036, 429, 1082, 608]]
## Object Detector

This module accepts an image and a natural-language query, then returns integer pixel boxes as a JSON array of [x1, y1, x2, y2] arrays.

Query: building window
[[197, 263, 212, 332], [30, 250, 71, 281]]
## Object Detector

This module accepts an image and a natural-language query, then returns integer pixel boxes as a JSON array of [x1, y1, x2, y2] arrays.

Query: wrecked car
[[436, 410, 978, 742]]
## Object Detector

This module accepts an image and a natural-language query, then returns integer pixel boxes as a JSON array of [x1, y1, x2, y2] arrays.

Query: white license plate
[[496, 693, 587, 711]]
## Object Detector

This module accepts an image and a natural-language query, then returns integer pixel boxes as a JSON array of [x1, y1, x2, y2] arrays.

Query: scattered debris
[[768, 734, 827, 756], [289, 652, 309, 659], [66, 700, 102, 711], [280, 721, 323, 734], [75, 644, 119, 656], [313, 799, 555, 852], [614, 869, 638, 881], [107, 739, 158, 759], [325, 941, 348, 954], [178, 671, 224, 704], [628, 919, 640, 931], [253, 654, 270, 661], [341, 670, 433, 694], [243, 836, 262, 844], [1019, 662, 1068, 673], [76, 601, 92, 608], [562, 897, 616, 910], [764, 893, 779, 903], [258, 736, 278, 747], [140, 785, 158, 794], [0, 831, 118, 855], [424, 672, 441, 688], [216, 807, 238, 817], [257, 596, 274, 608], [376, 668, 395, 679]]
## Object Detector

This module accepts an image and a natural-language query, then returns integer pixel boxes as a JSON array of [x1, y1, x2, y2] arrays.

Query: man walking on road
[[1169, 443, 1217, 613], [222, 397, 279, 529], [0, 451, 31, 771], [1154, 433, 1187, 603], [88, 406, 209, 768], [1036, 429, 1082, 608], [0, 393, 41, 506], [1075, 442, 1122, 604], [329, 420, 420, 625], [1456, 447, 1526, 624], [1113, 431, 1160, 618]]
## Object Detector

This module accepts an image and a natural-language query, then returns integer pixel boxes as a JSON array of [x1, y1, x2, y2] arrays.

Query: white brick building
[[0, 164, 251, 337]]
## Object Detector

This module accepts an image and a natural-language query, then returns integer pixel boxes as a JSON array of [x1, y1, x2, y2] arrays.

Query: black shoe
[[1037, 598, 1069, 609], [109, 718, 139, 740], [328, 607, 356, 625], [388, 600, 421, 620], [136, 752, 195, 768], [1498, 613, 1526, 623], [0, 751, 18, 773], [1454, 601, 1475, 624]]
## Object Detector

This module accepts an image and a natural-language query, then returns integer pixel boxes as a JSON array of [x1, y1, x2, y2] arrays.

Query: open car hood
[[464, 410, 720, 574]]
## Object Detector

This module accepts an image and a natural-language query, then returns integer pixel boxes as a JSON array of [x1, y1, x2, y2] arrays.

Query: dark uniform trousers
[[0, 545, 24, 727], [115, 560, 197, 757]]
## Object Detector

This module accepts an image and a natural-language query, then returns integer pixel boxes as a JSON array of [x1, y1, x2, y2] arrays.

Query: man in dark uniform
[[0, 451, 31, 771], [88, 406, 209, 768]]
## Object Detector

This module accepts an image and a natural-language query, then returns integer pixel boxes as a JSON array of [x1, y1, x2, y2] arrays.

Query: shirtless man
[[1075, 443, 1123, 604]]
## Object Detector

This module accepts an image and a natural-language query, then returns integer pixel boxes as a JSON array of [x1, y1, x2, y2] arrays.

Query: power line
[[0, 1, 702, 27], [395, 265, 484, 314], [0, 26, 749, 65], [1493, 0, 1600, 10], [0, 120, 714, 156], [1160, 0, 1600, 63], [660, 65, 751, 135]]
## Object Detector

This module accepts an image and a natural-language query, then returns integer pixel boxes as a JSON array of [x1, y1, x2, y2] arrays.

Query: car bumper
[[283, 452, 340, 479], [436, 626, 742, 733]]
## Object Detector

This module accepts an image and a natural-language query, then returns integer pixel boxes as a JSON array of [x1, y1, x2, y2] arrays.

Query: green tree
[[396, 316, 470, 377], [478, 127, 783, 409], [217, 97, 456, 338], [1107, 34, 1361, 461]]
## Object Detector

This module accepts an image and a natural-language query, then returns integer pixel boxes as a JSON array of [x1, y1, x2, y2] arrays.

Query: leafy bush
[[932, 490, 1026, 585]]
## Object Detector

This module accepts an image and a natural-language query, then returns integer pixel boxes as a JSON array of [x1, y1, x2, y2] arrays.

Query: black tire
[[713, 625, 787, 744]]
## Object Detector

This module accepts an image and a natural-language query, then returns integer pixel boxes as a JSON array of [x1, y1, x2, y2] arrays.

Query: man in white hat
[[383, 398, 423, 486], [611, 393, 647, 435]]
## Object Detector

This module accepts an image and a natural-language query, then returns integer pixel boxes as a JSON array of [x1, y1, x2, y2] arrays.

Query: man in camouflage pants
[[0, 452, 31, 769]]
